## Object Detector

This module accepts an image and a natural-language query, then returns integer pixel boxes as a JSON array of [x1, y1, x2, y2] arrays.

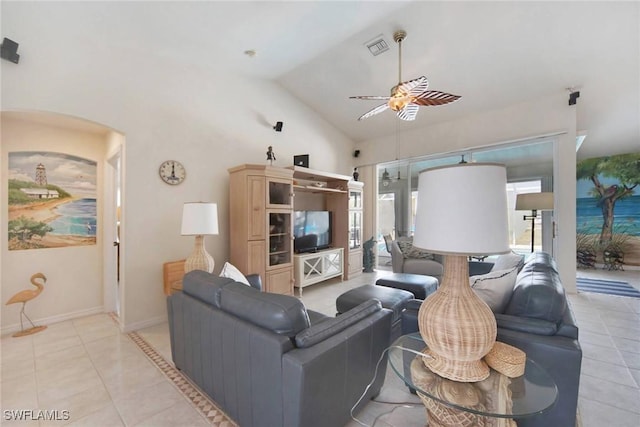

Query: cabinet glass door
[[349, 211, 362, 249], [269, 212, 291, 267], [349, 191, 362, 209], [268, 179, 292, 207]]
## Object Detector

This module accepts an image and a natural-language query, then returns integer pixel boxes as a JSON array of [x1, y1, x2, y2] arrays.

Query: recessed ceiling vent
[[365, 34, 389, 56]]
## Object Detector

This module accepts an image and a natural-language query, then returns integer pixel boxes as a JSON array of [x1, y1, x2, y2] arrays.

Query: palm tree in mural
[[577, 153, 639, 246]]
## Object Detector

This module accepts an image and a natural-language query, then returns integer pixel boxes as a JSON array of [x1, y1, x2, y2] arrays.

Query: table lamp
[[413, 163, 509, 382], [181, 202, 219, 273], [515, 192, 554, 253]]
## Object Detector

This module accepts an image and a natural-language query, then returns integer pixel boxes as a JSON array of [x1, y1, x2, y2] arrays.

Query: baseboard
[[121, 314, 167, 333], [1, 306, 104, 336]]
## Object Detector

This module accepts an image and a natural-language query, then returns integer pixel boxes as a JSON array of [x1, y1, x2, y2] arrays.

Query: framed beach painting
[[8, 151, 97, 250], [577, 152, 640, 267]]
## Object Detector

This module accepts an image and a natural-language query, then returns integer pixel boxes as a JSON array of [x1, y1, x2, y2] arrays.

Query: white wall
[[0, 3, 356, 331], [355, 93, 578, 293], [1, 116, 107, 332]]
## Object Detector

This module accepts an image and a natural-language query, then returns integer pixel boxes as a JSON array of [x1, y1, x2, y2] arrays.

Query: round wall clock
[[159, 160, 186, 185]]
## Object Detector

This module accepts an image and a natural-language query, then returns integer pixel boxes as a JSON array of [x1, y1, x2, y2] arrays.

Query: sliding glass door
[[376, 139, 555, 261]]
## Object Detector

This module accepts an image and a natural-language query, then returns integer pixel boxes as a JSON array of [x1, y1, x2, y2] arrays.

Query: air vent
[[365, 35, 389, 56]]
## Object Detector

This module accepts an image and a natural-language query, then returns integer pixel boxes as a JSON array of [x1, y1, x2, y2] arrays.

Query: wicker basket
[[484, 342, 526, 378]]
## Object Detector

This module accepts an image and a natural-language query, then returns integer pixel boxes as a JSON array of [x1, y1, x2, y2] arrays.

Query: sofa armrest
[[497, 327, 582, 427], [282, 308, 392, 427], [295, 300, 382, 348], [246, 273, 262, 291], [391, 241, 404, 273]]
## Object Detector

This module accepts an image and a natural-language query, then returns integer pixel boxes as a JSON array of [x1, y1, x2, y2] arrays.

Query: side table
[[388, 333, 558, 427], [163, 259, 185, 295]]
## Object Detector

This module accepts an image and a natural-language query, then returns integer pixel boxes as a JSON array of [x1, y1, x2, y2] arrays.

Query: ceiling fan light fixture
[[388, 94, 411, 111], [349, 29, 461, 121]]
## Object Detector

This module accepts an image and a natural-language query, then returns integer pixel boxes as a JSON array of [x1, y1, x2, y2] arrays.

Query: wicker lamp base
[[185, 235, 215, 273], [418, 254, 497, 382]]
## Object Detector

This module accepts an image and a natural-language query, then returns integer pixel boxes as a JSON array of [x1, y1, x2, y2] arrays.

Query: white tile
[[580, 342, 626, 366], [581, 357, 638, 388], [0, 372, 39, 410], [66, 403, 124, 427], [579, 374, 640, 414], [613, 336, 640, 354], [112, 380, 185, 426], [35, 344, 88, 372], [101, 359, 166, 398], [39, 383, 112, 427], [133, 400, 211, 427], [33, 335, 83, 358], [579, 397, 640, 427], [1, 354, 35, 382]]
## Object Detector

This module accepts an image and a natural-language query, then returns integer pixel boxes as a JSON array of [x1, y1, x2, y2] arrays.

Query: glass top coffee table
[[388, 333, 558, 427]]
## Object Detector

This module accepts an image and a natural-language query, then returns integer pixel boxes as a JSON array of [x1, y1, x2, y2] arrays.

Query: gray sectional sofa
[[402, 252, 582, 427], [167, 270, 392, 427]]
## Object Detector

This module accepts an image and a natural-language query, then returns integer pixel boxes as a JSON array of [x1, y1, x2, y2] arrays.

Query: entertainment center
[[228, 164, 363, 295]]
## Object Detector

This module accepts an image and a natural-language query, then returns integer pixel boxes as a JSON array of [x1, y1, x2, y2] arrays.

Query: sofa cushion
[[219, 261, 251, 286], [182, 270, 236, 308], [491, 251, 524, 272], [470, 267, 518, 313], [397, 238, 435, 260], [402, 258, 443, 277], [219, 283, 310, 337], [295, 300, 382, 348], [494, 313, 558, 336], [505, 259, 567, 323]]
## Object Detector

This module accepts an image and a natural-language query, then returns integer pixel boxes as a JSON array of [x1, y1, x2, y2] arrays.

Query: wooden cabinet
[[347, 182, 364, 277], [229, 164, 363, 294], [291, 166, 363, 281], [229, 165, 294, 295]]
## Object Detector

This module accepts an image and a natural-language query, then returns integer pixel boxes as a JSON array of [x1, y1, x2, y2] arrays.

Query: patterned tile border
[[127, 331, 238, 427]]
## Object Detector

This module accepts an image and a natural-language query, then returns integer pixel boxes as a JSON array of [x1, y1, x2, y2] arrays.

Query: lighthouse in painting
[[35, 163, 47, 186]]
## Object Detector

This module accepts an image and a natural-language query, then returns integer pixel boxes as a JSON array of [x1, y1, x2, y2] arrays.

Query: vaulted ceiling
[[3, 1, 638, 159]]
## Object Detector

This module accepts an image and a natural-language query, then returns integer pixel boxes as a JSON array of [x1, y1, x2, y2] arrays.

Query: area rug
[[576, 277, 640, 298]]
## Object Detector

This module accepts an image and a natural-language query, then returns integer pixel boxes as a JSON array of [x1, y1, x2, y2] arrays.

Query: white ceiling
[[4, 1, 639, 159]]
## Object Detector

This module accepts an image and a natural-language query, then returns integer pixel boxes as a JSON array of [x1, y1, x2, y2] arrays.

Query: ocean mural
[[577, 152, 640, 267], [8, 151, 97, 250]]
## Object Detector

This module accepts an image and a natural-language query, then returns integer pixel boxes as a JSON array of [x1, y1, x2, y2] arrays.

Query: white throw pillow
[[220, 262, 251, 286], [470, 268, 518, 313], [491, 252, 524, 272]]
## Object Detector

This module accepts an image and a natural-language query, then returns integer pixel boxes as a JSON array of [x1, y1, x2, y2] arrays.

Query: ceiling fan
[[350, 30, 461, 121]]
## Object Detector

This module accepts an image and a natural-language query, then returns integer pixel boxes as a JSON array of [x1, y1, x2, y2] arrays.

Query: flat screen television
[[293, 211, 332, 253]]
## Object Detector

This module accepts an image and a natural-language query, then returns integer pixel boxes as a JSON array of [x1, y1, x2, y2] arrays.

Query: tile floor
[[1, 267, 638, 426]]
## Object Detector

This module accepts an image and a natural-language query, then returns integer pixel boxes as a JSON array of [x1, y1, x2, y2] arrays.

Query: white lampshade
[[515, 192, 554, 211], [413, 163, 509, 256], [181, 202, 219, 236]]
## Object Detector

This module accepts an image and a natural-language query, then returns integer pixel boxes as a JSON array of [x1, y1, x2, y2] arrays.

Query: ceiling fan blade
[[358, 103, 390, 121], [397, 104, 419, 121], [349, 95, 391, 101], [396, 76, 429, 97], [413, 90, 461, 106]]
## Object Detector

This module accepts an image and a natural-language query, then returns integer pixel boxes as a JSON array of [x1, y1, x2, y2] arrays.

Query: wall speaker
[[273, 121, 283, 132], [353, 150, 360, 158], [1, 38, 20, 64], [568, 91, 580, 106]]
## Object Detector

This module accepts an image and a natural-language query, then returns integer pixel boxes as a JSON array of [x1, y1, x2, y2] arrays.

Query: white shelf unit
[[294, 248, 344, 296]]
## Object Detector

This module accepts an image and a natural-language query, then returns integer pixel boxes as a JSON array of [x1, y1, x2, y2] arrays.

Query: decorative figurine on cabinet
[[353, 167, 359, 181], [266, 146, 276, 165]]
